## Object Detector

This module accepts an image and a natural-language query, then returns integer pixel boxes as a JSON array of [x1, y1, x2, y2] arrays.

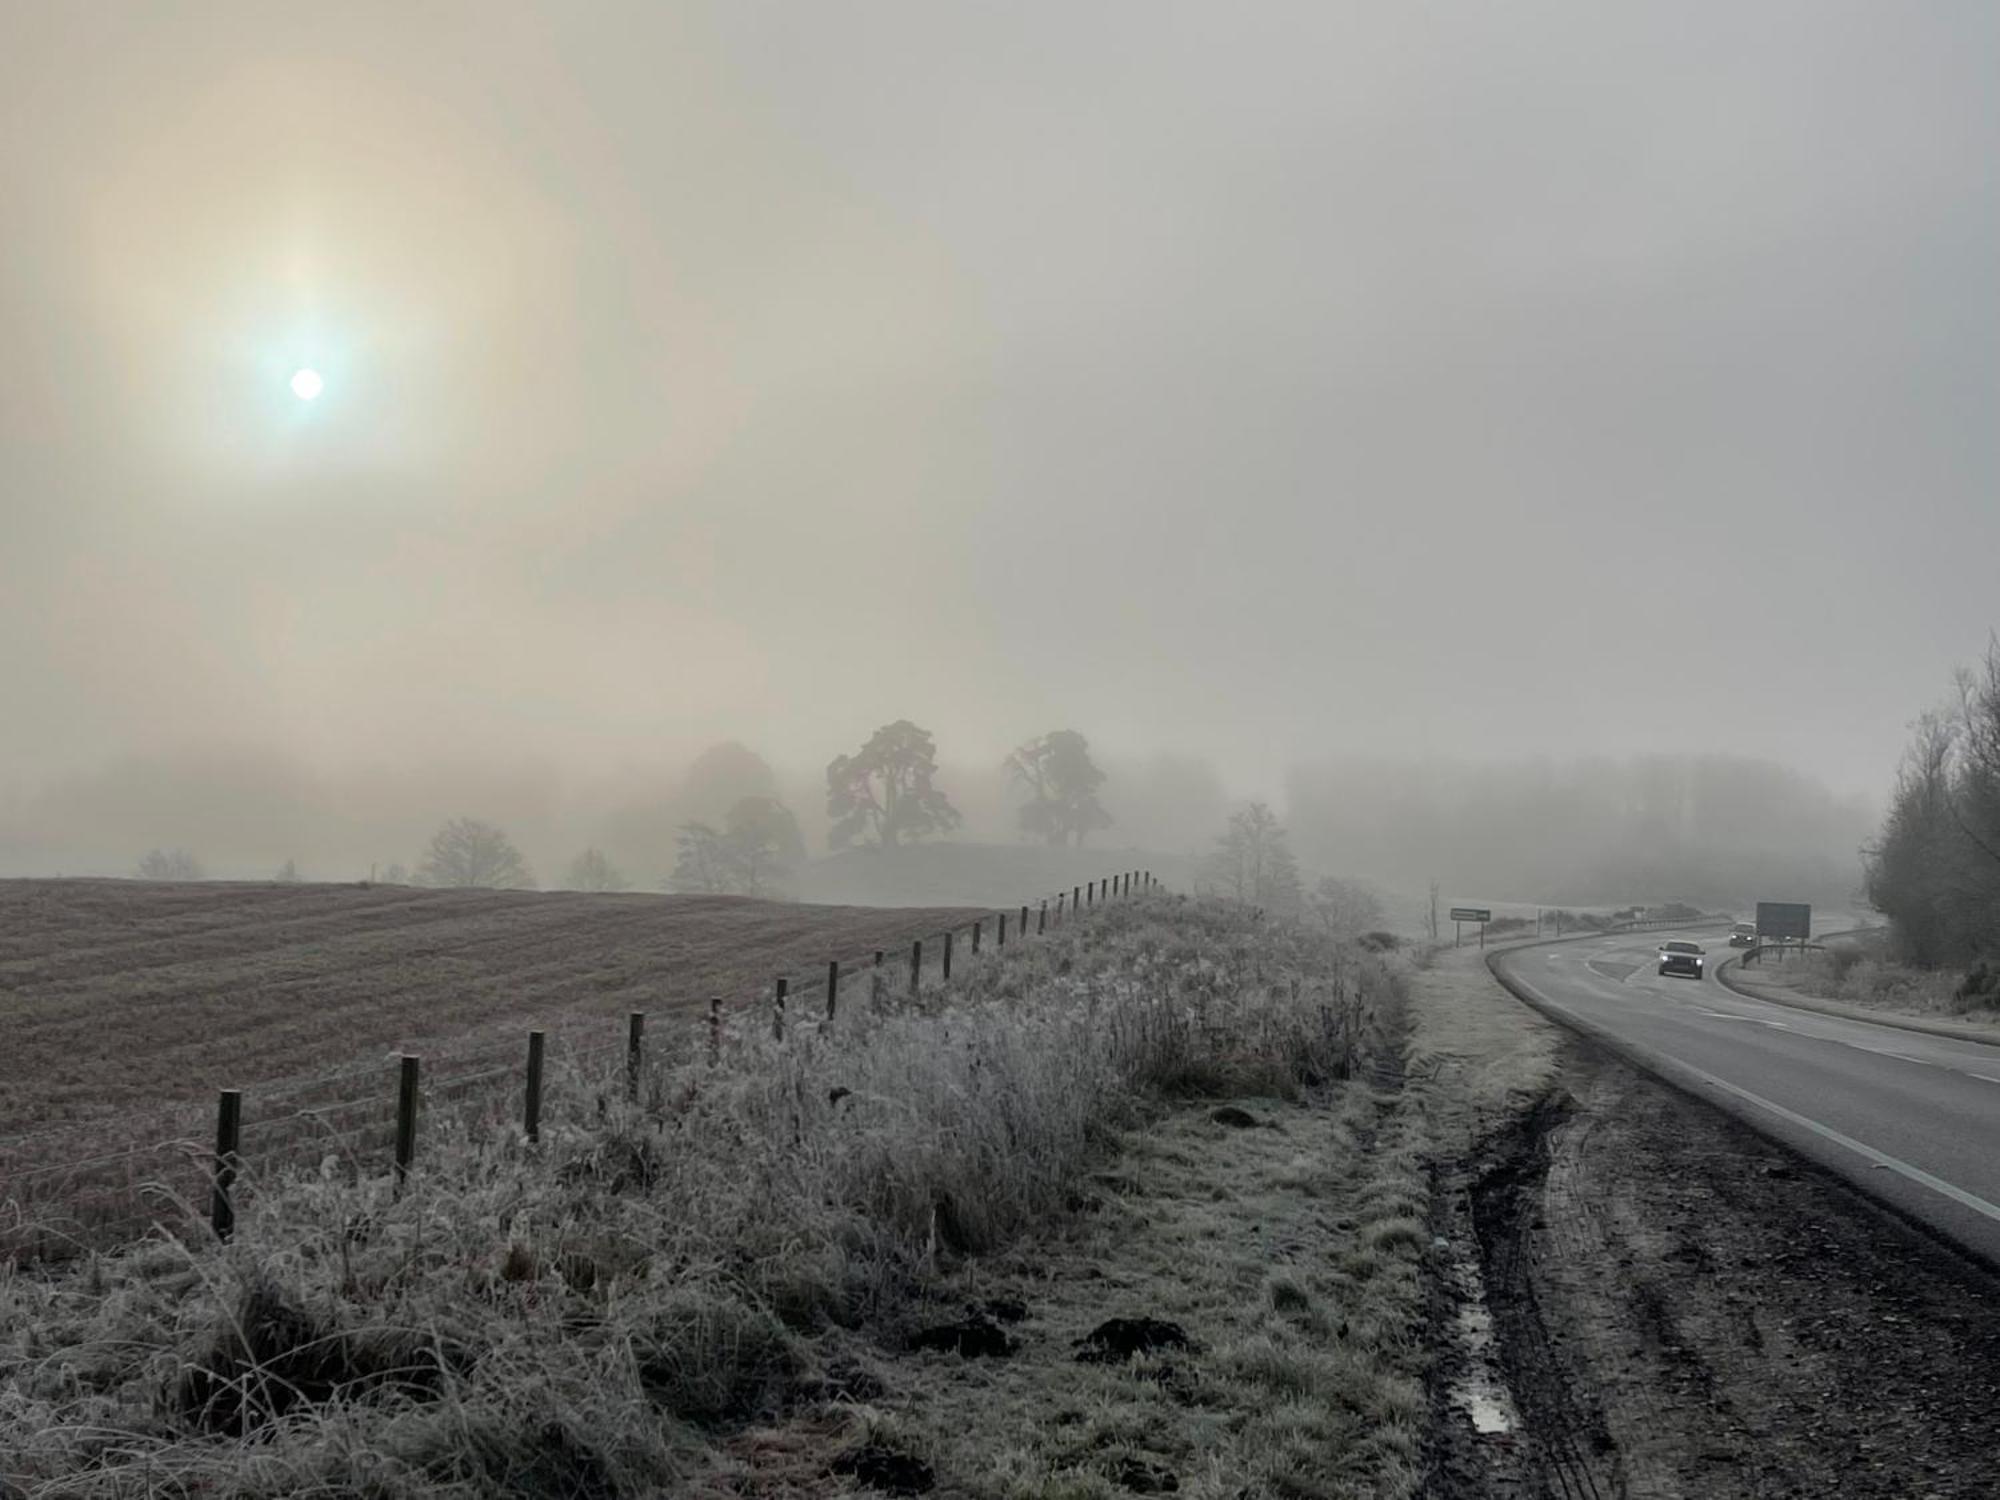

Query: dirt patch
[[1075, 1315, 1192, 1364], [1439, 1037, 2000, 1498], [1208, 1104, 1265, 1129], [909, 1313, 1018, 1359], [831, 1438, 937, 1495]]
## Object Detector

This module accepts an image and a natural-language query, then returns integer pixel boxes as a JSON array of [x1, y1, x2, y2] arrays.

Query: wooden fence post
[[627, 1012, 646, 1099], [772, 978, 788, 1041], [524, 1031, 546, 1144], [998, 912, 1007, 947], [911, 939, 922, 997], [1021, 903, 1030, 935], [1039, 899, 1047, 934], [1073, 885, 1081, 913], [708, 997, 722, 1065], [210, 1088, 242, 1242], [826, 959, 840, 1020], [873, 950, 884, 1004], [972, 920, 982, 955], [393, 1055, 420, 1193], [943, 929, 954, 980]]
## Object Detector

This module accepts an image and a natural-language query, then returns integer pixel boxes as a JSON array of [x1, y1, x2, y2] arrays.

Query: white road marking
[[1970, 1073, 2000, 1087], [1693, 1009, 1792, 1029], [1689, 1067, 2000, 1227]]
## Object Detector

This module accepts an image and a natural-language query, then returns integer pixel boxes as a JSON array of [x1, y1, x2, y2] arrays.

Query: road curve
[[1491, 927, 2000, 1268]]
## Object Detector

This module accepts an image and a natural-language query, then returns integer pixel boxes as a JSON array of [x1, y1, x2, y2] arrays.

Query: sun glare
[[289, 368, 324, 401]]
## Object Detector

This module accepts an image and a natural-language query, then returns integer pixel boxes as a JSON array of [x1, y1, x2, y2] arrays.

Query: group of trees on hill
[[1865, 641, 2000, 968], [823, 720, 1114, 852]]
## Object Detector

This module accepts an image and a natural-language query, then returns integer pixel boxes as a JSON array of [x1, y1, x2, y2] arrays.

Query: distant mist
[[1288, 754, 1875, 914], [2, 736, 1870, 920], [0, 740, 1228, 887]]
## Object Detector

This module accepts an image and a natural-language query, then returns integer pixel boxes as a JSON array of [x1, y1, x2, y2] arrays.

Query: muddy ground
[[1430, 1035, 2000, 1499]]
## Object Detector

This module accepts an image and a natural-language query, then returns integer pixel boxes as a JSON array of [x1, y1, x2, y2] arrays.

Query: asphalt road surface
[[1492, 927, 2000, 1268]]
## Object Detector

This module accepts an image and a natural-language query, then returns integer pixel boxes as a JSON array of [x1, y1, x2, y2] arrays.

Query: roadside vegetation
[[0, 898, 1419, 1498], [1735, 929, 2000, 1023], [1865, 638, 2000, 972]]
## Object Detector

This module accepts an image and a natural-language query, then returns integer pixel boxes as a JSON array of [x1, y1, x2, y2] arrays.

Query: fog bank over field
[[1, 4, 1990, 896], [0, 737, 1870, 916]]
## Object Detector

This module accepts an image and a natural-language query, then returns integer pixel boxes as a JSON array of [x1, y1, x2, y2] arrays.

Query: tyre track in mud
[[1433, 1036, 2000, 1498]]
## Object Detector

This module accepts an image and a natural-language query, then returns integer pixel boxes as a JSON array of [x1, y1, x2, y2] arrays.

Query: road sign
[[1755, 902, 1811, 941], [1449, 907, 1492, 923]]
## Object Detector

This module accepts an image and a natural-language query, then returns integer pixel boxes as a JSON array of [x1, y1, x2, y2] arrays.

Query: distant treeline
[[1285, 753, 1873, 911], [0, 733, 1233, 888]]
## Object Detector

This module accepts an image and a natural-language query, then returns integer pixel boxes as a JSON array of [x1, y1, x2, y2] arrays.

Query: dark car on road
[[1728, 923, 1756, 948], [1658, 940, 1706, 979]]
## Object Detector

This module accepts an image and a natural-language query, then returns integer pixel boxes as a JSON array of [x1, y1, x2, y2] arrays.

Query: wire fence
[[1, 870, 1159, 1268]]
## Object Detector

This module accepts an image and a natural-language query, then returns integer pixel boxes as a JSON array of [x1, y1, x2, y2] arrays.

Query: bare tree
[[564, 847, 628, 892], [723, 796, 801, 897], [1308, 875, 1383, 938], [1202, 803, 1302, 914], [417, 819, 535, 890], [137, 848, 204, 881], [274, 859, 301, 884], [670, 822, 732, 894], [670, 798, 802, 897]]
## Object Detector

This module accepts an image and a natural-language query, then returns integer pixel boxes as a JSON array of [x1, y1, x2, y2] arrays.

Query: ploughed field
[[0, 879, 978, 1254]]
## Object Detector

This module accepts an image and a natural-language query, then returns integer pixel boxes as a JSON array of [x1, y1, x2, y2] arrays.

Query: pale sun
[[289, 368, 324, 401]]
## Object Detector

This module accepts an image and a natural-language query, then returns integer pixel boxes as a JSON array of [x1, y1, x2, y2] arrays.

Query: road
[[1491, 926, 2000, 1268]]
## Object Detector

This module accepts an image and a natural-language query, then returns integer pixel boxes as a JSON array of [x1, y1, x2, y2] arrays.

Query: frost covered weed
[[0, 899, 1391, 1497]]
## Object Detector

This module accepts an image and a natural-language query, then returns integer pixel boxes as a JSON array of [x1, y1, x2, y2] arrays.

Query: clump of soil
[[833, 1438, 936, 1495], [910, 1312, 1017, 1358], [1076, 1316, 1191, 1364], [173, 1279, 466, 1436], [1112, 1455, 1181, 1492], [974, 1296, 1028, 1324], [1209, 1105, 1264, 1129]]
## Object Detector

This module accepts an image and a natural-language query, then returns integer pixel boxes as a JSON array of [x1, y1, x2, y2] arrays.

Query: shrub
[[1957, 962, 2000, 1009]]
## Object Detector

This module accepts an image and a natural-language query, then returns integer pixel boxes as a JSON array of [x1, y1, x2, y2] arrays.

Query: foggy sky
[[4, 2, 1995, 828]]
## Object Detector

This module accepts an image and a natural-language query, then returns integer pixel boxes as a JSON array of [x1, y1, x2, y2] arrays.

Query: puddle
[[1453, 1305, 1517, 1433], [1443, 1255, 1521, 1436]]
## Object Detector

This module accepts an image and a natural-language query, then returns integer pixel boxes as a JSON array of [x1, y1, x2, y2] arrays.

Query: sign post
[[1450, 906, 1492, 949], [1755, 902, 1811, 964]]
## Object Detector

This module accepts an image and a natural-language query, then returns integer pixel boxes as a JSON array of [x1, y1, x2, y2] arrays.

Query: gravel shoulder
[[1417, 946, 2000, 1498]]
